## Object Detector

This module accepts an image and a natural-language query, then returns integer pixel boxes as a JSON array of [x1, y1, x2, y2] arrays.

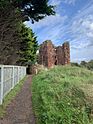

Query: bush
[[71, 62, 80, 67], [80, 60, 93, 71]]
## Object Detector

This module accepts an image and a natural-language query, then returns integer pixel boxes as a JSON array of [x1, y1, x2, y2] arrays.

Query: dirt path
[[0, 75, 36, 124]]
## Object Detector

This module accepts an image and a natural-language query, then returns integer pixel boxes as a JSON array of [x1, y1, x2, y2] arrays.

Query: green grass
[[0, 76, 26, 118], [32, 66, 93, 124]]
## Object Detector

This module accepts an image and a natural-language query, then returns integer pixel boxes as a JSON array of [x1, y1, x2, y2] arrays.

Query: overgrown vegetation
[[32, 66, 93, 124], [0, 76, 26, 118]]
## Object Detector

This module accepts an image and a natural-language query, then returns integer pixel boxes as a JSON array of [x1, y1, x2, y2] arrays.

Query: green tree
[[71, 62, 80, 67], [18, 24, 38, 65], [80, 60, 93, 71], [85, 60, 93, 71], [0, 0, 55, 65], [80, 61, 87, 67]]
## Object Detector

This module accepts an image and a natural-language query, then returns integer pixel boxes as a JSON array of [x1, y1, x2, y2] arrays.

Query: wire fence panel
[[3, 67, 13, 97], [0, 65, 26, 104]]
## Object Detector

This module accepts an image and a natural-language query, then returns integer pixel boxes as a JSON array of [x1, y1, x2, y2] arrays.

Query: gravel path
[[0, 75, 36, 124]]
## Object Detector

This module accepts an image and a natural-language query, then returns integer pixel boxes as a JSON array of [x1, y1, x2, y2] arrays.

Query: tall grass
[[32, 66, 93, 124]]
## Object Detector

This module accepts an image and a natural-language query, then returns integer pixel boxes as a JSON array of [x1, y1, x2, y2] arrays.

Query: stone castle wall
[[38, 40, 70, 68]]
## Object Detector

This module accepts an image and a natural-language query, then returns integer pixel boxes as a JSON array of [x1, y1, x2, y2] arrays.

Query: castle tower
[[56, 46, 64, 65], [38, 41, 70, 68], [62, 42, 70, 64], [38, 40, 55, 68]]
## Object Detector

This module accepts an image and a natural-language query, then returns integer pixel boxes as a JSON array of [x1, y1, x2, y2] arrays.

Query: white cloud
[[49, 0, 62, 6], [63, 0, 76, 5], [50, 0, 76, 5], [90, 23, 93, 30], [25, 0, 93, 62], [71, 16, 93, 47], [87, 32, 93, 38], [71, 46, 93, 63], [24, 14, 67, 44], [67, 1, 93, 50], [69, 2, 93, 62]]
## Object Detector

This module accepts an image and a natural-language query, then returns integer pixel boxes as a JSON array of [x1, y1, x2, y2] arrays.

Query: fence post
[[12, 66, 14, 89], [0, 66, 4, 104], [18, 66, 19, 83]]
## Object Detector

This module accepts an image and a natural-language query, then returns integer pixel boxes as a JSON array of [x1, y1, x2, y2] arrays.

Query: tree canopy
[[0, 0, 55, 65], [0, 0, 55, 23]]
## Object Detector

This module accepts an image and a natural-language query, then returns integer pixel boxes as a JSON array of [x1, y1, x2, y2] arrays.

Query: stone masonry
[[38, 40, 70, 68]]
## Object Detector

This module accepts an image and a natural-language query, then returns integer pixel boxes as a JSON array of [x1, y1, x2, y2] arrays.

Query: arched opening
[[55, 60, 57, 65]]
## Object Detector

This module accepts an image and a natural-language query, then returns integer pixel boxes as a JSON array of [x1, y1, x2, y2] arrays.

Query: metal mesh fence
[[0, 65, 26, 104]]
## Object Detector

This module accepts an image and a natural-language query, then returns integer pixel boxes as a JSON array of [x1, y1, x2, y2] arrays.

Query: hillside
[[32, 66, 93, 124]]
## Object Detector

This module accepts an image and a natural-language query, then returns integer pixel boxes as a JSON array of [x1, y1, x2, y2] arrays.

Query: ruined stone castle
[[38, 40, 70, 68]]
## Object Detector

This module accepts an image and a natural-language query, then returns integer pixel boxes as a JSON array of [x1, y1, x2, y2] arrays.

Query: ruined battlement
[[38, 40, 70, 68]]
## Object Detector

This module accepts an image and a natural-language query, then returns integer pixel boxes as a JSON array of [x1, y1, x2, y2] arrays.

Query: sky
[[24, 0, 93, 63]]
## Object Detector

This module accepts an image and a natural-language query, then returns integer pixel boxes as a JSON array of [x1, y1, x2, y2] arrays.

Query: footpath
[[0, 75, 36, 124]]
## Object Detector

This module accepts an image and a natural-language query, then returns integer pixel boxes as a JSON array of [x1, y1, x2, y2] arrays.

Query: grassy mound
[[32, 66, 93, 124]]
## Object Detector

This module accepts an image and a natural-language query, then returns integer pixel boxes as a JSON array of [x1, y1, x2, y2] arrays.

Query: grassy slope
[[32, 66, 93, 124], [0, 76, 26, 118]]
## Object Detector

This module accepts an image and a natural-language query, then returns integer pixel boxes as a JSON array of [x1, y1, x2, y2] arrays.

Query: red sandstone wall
[[46, 41, 55, 68], [63, 42, 70, 64], [38, 41, 70, 68], [56, 46, 64, 65], [38, 40, 55, 68]]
